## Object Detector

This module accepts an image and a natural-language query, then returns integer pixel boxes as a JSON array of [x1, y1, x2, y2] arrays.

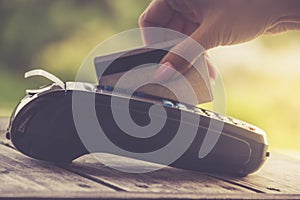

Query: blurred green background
[[0, 0, 299, 151]]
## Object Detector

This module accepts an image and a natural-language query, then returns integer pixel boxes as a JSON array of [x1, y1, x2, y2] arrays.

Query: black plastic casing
[[7, 83, 269, 176]]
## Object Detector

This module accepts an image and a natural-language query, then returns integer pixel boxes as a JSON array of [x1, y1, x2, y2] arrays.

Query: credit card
[[94, 40, 213, 105]]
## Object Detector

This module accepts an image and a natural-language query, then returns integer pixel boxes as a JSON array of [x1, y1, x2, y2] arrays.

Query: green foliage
[[0, 0, 149, 113], [222, 68, 300, 151], [0, 0, 149, 73]]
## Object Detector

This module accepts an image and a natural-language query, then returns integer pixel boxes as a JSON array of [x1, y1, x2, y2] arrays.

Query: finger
[[166, 12, 200, 36], [205, 55, 217, 81], [139, 0, 173, 27], [161, 25, 211, 72], [152, 37, 205, 83], [165, 12, 185, 33], [152, 61, 177, 83], [139, 0, 174, 44], [265, 22, 300, 34], [152, 20, 218, 83], [182, 22, 200, 36]]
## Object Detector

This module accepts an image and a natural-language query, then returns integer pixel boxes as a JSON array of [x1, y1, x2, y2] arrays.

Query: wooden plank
[[276, 150, 300, 161], [63, 153, 253, 193], [0, 117, 9, 141], [212, 151, 300, 194], [0, 117, 8, 132], [1, 191, 300, 200], [0, 144, 114, 193]]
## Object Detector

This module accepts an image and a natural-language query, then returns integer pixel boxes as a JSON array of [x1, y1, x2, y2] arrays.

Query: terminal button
[[162, 100, 174, 107]]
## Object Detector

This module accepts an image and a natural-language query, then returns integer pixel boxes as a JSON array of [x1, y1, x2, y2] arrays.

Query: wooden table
[[1, 117, 300, 200]]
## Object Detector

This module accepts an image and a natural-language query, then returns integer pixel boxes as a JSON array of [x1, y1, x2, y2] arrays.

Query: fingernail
[[207, 61, 216, 85], [152, 61, 176, 83], [205, 55, 217, 83]]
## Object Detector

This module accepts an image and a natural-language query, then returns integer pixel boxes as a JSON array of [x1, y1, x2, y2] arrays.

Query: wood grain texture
[[63, 154, 253, 193], [0, 117, 8, 131], [1, 191, 300, 200], [0, 117, 8, 133], [0, 117, 14, 148], [211, 151, 300, 194], [0, 144, 114, 193]]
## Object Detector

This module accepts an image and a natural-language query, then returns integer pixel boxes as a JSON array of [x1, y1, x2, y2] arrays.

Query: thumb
[[153, 27, 213, 83]]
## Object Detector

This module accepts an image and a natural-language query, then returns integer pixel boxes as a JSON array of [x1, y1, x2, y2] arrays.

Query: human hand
[[139, 0, 300, 82]]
